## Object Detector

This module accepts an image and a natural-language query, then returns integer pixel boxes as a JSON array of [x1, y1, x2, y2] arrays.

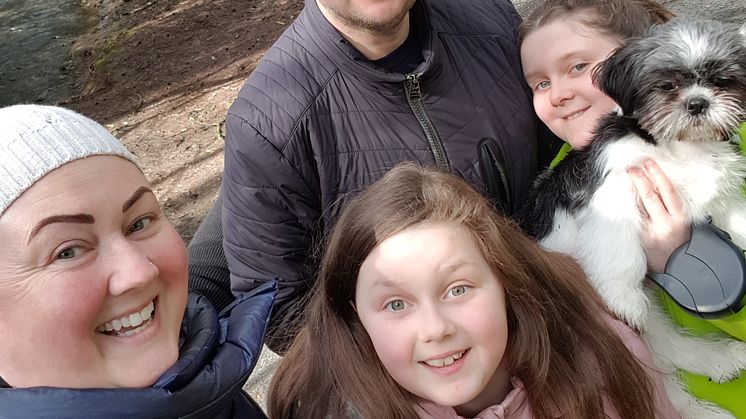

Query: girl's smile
[[420, 348, 470, 373], [563, 106, 590, 121], [355, 222, 510, 413]]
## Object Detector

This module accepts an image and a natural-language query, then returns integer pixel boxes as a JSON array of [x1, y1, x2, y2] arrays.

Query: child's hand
[[628, 160, 691, 273]]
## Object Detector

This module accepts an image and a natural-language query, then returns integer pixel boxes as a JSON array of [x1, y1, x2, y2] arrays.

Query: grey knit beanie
[[0, 104, 137, 215]]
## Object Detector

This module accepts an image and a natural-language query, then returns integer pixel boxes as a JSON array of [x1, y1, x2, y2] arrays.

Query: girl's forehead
[[522, 16, 621, 64], [567, 11, 625, 43]]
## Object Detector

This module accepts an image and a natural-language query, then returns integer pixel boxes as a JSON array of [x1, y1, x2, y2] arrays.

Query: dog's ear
[[593, 41, 647, 116]]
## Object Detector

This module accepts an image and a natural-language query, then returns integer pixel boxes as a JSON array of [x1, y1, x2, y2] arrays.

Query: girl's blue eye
[[128, 216, 152, 234], [536, 80, 550, 90], [56, 246, 84, 260], [571, 63, 588, 73], [386, 299, 407, 311], [447, 285, 471, 298]]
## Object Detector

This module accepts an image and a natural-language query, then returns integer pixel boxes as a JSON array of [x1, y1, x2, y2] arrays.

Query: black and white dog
[[522, 19, 746, 418]]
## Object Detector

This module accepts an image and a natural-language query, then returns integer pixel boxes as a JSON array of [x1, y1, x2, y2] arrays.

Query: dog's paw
[[705, 340, 746, 383], [679, 403, 736, 419], [607, 288, 649, 331], [666, 373, 736, 419]]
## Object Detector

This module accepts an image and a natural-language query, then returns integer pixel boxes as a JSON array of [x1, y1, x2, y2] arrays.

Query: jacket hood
[[0, 282, 277, 419]]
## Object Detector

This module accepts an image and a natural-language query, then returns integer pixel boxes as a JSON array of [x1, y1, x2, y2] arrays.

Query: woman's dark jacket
[[0, 283, 276, 419], [224, 0, 551, 352]]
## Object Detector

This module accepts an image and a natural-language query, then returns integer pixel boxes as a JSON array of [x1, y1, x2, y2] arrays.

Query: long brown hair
[[519, 0, 675, 43], [269, 163, 656, 418]]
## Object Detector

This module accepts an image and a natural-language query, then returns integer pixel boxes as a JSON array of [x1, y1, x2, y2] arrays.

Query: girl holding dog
[[268, 163, 677, 418], [519, 0, 689, 275], [519, 1, 746, 416]]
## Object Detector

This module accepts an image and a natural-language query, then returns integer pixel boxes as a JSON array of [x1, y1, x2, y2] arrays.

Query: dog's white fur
[[544, 136, 746, 324], [541, 114, 746, 419]]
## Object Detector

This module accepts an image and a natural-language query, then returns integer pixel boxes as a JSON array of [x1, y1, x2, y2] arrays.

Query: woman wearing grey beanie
[[0, 105, 273, 419]]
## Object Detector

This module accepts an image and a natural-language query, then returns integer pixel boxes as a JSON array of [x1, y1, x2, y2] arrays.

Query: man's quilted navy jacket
[[224, 0, 541, 351]]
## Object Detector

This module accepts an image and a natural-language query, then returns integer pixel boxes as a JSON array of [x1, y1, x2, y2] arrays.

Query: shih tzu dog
[[521, 19, 746, 418]]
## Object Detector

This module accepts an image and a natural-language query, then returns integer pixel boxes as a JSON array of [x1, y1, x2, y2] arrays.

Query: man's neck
[[316, 1, 410, 60]]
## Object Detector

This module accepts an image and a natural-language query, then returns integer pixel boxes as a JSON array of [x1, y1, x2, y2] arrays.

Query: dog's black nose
[[686, 97, 710, 115]]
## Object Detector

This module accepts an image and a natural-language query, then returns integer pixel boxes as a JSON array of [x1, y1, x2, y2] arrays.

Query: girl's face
[[355, 222, 510, 414], [521, 16, 621, 149], [0, 156, 188, 388]]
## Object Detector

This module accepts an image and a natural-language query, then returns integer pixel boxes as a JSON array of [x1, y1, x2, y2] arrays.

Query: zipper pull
[[406, 73, 421, 101]]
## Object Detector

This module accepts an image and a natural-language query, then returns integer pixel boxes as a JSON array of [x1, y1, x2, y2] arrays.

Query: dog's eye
[[712, 77, 732, 88], [657, 82, 678, 91]]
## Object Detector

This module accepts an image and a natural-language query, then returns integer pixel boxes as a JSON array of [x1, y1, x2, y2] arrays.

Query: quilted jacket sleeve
[[223, 111, 320, 353], [187, 187, 234, 312]]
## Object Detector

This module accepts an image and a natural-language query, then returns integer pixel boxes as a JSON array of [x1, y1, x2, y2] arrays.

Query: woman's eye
[[56, 246, 85, 260], [535, 80, 550, 90], [128, 216, 152, 234], [447, 285, 471, 298], [386, 299, 407, 312]]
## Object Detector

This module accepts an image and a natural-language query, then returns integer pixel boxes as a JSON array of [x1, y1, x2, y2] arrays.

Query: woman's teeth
[[98, 301, 155, 336], [424, 350, 466, 367]]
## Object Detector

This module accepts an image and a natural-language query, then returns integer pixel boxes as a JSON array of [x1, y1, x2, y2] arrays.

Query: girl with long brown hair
[[269, 163, 676, 418]]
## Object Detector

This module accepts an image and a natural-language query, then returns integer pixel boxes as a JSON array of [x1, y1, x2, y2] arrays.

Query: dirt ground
[[65, 0, 303, 242]]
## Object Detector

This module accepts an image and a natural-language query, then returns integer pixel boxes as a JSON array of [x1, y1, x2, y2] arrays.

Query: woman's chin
[[109, 345, 179, 388]]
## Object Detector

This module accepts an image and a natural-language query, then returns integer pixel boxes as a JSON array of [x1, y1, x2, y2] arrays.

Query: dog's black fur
[[521, 115, 657, 238]]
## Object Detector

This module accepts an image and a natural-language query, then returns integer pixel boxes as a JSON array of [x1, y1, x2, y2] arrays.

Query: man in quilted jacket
[[194, 0, 558, 353]]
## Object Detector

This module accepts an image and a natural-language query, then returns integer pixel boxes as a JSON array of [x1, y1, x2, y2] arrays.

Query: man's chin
[[321, 0, 416, 34]]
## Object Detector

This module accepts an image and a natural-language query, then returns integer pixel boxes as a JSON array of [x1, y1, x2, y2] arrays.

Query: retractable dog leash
[[649, 217, 746, 318]]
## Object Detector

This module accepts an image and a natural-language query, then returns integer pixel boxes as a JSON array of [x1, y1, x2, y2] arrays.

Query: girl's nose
[[550, 82, 574, 106], [419, 304, 455, 342], [107, 238, 159, 296]]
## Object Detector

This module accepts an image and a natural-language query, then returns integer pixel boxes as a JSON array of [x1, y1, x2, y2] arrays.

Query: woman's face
[[0, 156, 188, 388]]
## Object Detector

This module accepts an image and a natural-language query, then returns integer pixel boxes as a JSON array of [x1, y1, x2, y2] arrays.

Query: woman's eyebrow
[[122, 186, 154, 212], [28, 214, 95, 243]]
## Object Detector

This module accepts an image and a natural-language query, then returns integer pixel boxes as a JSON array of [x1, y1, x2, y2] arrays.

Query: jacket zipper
[[405, 73, 449, 169]]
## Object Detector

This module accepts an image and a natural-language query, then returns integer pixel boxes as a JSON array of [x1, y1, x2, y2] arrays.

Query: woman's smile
[[97, 298, 157, 337]]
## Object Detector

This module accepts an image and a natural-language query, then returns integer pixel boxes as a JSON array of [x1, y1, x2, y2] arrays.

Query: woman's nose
[[107, 238, 159, 296]]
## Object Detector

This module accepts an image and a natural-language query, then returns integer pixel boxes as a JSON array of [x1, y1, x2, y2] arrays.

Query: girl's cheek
[[532, 95, 550, 123]]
